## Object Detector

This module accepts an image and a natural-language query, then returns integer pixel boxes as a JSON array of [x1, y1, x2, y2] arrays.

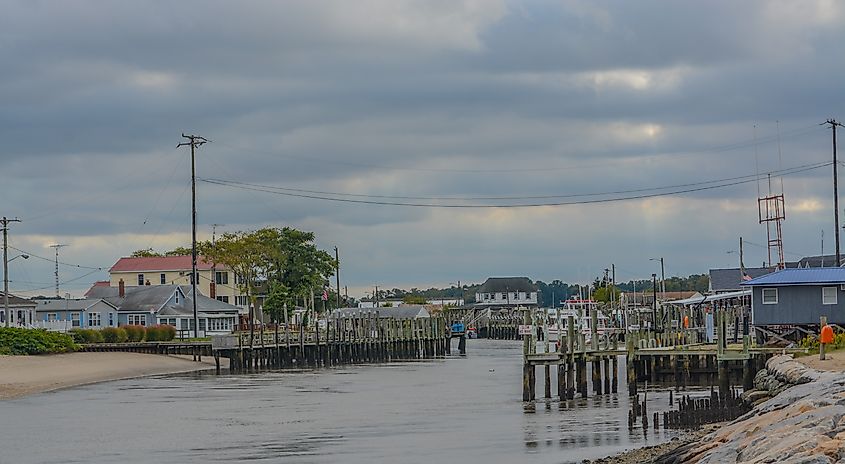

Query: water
[[0, 340, 682, 464]]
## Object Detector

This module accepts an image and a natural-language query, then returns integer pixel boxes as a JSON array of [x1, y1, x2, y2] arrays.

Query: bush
[[0, 327, 78, 355], [69, 328, 104, 344], [123, 325, 145, 342], [101, 327, 128, 343], [146, 324, 176, 342]]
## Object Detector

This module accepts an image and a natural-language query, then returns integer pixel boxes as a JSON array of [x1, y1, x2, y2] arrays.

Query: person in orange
[[820, 324, 834, 360]]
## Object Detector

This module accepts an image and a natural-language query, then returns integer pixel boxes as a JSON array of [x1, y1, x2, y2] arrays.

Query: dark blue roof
[[741, 268, 845, 286]]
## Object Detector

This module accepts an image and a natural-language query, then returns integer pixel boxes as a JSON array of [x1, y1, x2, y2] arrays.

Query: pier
[[518, 306, 801, 403]]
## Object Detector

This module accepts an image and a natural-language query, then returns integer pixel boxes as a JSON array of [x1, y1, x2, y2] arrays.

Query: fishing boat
[[543, 298, 611, 341]]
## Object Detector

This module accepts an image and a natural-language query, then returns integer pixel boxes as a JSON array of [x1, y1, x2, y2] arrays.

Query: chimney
[[210, 282, 216, 299], [118, 279, 125, 298]]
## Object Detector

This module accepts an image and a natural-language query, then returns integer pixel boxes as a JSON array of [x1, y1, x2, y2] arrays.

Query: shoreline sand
[[0, 352, 218, 400]]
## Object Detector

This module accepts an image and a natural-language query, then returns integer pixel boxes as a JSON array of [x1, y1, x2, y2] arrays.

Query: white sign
[[518, 325, 534, 335]]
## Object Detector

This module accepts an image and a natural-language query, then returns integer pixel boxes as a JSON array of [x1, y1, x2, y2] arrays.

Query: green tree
[[131, 248, 162, 257], [199, 228, 282, 345], [270, 228, 337, 316]]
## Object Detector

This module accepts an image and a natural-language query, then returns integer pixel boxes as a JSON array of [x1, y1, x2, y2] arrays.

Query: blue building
[[741, 268, 845, 325]]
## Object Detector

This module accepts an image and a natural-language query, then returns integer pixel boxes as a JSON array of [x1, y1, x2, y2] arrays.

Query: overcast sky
[[2, 0, 844, 298]]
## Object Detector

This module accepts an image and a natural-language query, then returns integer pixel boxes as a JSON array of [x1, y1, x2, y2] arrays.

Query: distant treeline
[[374, 274, 709, 307]]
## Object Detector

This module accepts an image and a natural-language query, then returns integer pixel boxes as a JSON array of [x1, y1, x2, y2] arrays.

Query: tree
[[165, 246, 193, 256], [199, 228, 282, 346], [402, 295, 427, 305], [270, 228, 337, 317], [131, 248, 162, 257]]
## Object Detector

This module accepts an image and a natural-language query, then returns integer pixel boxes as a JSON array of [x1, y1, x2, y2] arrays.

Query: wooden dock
[[520, 307, 803, 402]]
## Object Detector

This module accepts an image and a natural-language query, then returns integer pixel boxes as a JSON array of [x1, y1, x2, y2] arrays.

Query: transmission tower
[[49, 244, 68, 297]]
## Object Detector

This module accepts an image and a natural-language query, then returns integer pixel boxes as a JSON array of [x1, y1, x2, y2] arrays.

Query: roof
[[477, 277, 537, 293], [331, 305, 430, 319], [621, 291, 702, 304], [87, 284, 240, 314], [109, 256, 217, 273], [0, 292, 35, 307], [668, 289, 750, 306], [34, 298, 117, 312], [741, 268, 845, 286], [796, 255, 845, 268], [709, 267, 775, 292], [84, 281, 111, 297]]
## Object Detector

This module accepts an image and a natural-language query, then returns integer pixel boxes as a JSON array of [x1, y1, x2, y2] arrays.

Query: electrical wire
[[201, 161, 829, 202], [8, 245, 106, 270], [200, 162, 831, 209]]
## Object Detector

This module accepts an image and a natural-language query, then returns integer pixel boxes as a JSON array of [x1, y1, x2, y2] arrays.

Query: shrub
[[0, 327, 78, 355], [123, 325, 145, 342], [146, 324, 176, 342], [101, 327, 128, 343], [69, 328, 104, 344]]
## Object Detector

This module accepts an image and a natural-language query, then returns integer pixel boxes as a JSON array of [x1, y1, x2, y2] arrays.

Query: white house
[[474, 277, 538, 308]]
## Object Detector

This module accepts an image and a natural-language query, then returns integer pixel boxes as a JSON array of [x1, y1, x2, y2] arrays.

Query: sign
[[518, 325, 534, 335]]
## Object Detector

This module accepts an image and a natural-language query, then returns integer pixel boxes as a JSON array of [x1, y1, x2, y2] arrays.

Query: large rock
[[656, 356, 845, 463]]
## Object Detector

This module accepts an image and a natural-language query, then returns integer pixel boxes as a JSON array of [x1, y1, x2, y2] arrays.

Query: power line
[[7, 245, 105, 270], [200, 161, 831, 209], [202, 161, 829, 202]]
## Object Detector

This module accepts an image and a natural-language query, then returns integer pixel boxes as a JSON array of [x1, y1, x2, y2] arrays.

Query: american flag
[[322, 289, 328, 301]]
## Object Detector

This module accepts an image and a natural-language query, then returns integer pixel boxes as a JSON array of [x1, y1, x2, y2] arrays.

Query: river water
[[0, 340, 682, 464]]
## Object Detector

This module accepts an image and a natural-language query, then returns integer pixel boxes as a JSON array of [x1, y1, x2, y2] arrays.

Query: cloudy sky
[[2, 0, 844, 298]]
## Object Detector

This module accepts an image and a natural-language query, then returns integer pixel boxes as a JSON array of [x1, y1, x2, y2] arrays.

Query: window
[[158, 318, 177, 327], [109, 312, 114, 326], [762, 288, 778, 305], [137, 274, 144, 286], [235, 295, 249, 306], [215, 271, 228, 285], [484, 293, 489, 300], [160, 273, 166, 284], [199, 319, 207, 331], [128, 314, 147, 326], [47, 313, 57, 322], [823, 287, 838, 305], [71, 312, 81, 327], [88, 312, 101, 327], [236, 274, 246, 285], [208, 318, 232, 332], [216, 296, 229, 303], [513, 292, 519, 300], [175, 292, 180, 304], [180, 319, 189, 330]]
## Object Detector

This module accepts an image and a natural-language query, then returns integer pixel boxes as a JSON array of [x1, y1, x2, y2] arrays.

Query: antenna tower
[[49, 244, 68, 297], [757, 176, 785, 269]]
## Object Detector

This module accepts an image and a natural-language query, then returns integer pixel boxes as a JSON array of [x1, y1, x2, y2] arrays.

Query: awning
[[667, 289, 751, 306]]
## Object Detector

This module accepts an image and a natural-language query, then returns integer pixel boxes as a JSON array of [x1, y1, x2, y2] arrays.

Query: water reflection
[[0, 340, 681, 464]]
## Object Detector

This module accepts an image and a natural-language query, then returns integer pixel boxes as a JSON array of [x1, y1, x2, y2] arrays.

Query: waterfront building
[[0, 292, 37, 327], [474, 277, 538, 309], [33, 298, 118, 332], [742, 268, 845, 325], [87, 282, 240, 337], [105, 255, 249, 309], [709, 267, 776, 294]]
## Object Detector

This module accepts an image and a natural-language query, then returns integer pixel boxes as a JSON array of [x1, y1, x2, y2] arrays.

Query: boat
[[542, 298, 612, 341]]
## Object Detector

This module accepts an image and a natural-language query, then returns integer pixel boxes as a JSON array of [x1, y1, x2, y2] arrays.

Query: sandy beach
[[0, 352, 217, 400]]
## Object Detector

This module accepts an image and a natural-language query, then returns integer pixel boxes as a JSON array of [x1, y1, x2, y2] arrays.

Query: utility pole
[[49, 244, 68, 297], [2, 217, 21, 328], [178, 133, 208, 338], [651, 273, 658, 331], [374, 285, 379, 308], [334, 246, 341, 309], [825, 119, 844, 266]]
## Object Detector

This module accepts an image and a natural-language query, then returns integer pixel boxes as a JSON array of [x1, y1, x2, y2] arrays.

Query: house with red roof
[[106, 255, 248, 310]]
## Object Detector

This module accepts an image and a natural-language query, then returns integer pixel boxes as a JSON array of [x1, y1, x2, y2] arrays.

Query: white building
[[474, 277, 538, 308]]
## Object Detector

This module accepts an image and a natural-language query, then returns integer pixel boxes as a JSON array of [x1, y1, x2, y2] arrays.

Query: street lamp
[[649, 257, 665, 302], [4, 253, 29, 327]]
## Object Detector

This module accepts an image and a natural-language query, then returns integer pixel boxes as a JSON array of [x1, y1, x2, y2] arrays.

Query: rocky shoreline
[[589, 355, 839, 463], [656, 355, 843, 463]]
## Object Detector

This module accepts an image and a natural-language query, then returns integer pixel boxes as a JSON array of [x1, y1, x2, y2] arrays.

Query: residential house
[[34, 298, 118, 332], [796, 254, 845, 268], [107, 255, 248, 309], [474, 277, 538, 308], [741, 268, 845, 325], [0, 292, 37, 327], [87, 282, 240, 337]]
